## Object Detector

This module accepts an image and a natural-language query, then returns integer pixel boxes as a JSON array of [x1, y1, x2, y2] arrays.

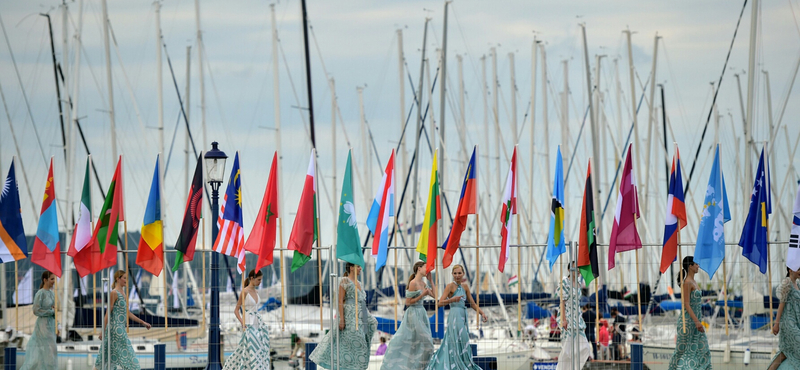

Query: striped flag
[[213, 152, 246, 274], [499, 147, 518, 273], [659, 148, 687, 274], [442, 146, 478, 269], [173, 155, 204, 272], [0, 160, 28, 264], [416, 150, 441, 274], [367, 149, 395, 271], [288, 149, 318, 272], [577, 161, 598, 286], [67, 157, 93, 269], [136, 156, 164, 276], [31, 158, 61, 277], [608, 144, 642, 270], [508, 275, 518, 287]]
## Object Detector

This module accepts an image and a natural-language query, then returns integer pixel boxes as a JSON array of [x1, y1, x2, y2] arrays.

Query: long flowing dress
[[20, 288, 56, 370], [556, 277, 593, 370], [222, 292, 272, 370], [668, 289, 711, 370], [425, 283, 480, 370], [310, 277, 378, 370], [380, 289, 434, 370], [769, 278, 800, 369], [94, 291, 140, 370]]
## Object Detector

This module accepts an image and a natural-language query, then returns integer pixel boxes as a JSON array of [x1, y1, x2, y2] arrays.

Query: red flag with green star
[[245, 152, 280, 271]]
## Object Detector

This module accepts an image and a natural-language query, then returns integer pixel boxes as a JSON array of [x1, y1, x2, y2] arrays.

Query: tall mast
[[397, 29, 407, 252], [642, 33, 659, 226], [411, 18, 430, 252], [581, 24, 603, 246], [300, 0, 316, 148], [195, 0, 206, 149], [438, 1, 450, 235], [481, 55, 490, 244], [358, 87, 369, 192], [530, 38, 538, 240], [270, 4, 284, 247], [509, 52, 517, 145], [594, 54, 605, 197], [457, 55, 467, 171], [330, 78, 337, 246], [624, 30, 642, 209], [491, 48, 500, 194], [185, 46, 191, 190], [156, 2, 164, 158], [745, 0, 759, 186], [101, 0, 116, 162]]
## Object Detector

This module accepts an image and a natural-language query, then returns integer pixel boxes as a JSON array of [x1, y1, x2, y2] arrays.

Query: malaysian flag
[[213, 152, 246, 273]]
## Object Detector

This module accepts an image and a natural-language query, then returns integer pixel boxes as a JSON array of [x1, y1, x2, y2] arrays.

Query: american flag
[[213, 153, 246, 273]]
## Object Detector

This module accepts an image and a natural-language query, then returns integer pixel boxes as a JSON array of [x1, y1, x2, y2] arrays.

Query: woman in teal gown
[[668, 256, 711, 370], [768, 267, 800, 370], [380, 261, 435, 370], [311, 263, 378, 370], [94, 270, 152, 370], [426, 265, 487, 370], [21, 271, 57, 370], [223, 269, 272, 370]]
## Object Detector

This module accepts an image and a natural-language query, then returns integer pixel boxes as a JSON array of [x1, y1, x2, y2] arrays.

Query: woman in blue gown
[[426, 264, 487, 370], [223, 269, 272, 370], [768, 267, 800, 370], [668, 256, 711, 370], [380, 261, 435, 370], [20, 271, 57, 370], [310, 263, 378, 370], [94, 270, 152, 370]]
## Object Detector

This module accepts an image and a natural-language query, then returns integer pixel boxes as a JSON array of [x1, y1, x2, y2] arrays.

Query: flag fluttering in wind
[[74, 156, 124, 277], [337, 151, 364, 267], [289, 149, 318, 272], [136, 156, 164, 276], [442, 147, 478, 269], [546, 146, 565, 270], [507, 275, 518, 287], [788, 181, 800, 270], [608, 144, 642, 270], [499, 147, 518, 273], [416, 150, 441, 274], [578, 161, 598, 286], [695, 145, 731, 278], [245, 152, 280, 271], [31, 158, 61, 277], [68, 158, 93, 276], [739, 147, 771, 274], [213, 153, 246, 274], [367, 149, 395, 271], [659, 148, 687, 274], [173, 155, 203, 272], [13, 268, 32, 305], [0, 160, 27, 264]]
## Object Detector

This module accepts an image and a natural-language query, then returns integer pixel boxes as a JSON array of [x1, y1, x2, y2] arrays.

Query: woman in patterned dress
[[223, 269, 271, 370], [768, 267, 800, 370], [310, 263, 378, 370], [380, 261, 436, 370], [20, 271, 57, 370], [94, 270, 152, 370], [668, 256, 711, 370], [556, 262, 593, 370], [425, 265, 487, 370]]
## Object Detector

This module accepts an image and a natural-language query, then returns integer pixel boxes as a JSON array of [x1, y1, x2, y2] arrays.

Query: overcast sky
[[1, 0, 799, 256]]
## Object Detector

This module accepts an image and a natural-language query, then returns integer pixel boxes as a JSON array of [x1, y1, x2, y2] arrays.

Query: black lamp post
[[204, 142, 227, 370]]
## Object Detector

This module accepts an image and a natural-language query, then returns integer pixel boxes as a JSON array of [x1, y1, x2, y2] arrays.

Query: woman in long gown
[[94, 270, 152, 370], [380, 261, 435, 370], [310, 263, 378, 370], [556, 262, 593, 370], [223, 269, 271, 370], [768, 267, 800, 370], [668, 256, 711, 370], [21, 271, 57, 370], [426, 265, 487, 370]]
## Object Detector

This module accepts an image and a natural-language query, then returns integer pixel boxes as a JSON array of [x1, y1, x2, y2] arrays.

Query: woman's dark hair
[[343, 263, 357, 277], [408, 261, 426, 285], [677, 256, 695, 287], [244, 269, 263, 287], [39, 271, 55, 289], [788, 267, 792, 278]]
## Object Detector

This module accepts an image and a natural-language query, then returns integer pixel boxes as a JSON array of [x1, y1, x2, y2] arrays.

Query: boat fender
[[743, 348, 751, 365]]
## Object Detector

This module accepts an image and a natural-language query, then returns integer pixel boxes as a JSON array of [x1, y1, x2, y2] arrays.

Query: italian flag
[[498, 147, 517, 272], [288, 149, 318, 272], [415, 150, 441, 274], [67, 157, 93, 277]]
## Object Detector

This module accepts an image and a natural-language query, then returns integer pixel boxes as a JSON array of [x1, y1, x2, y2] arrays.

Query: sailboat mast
[[745, 0, 758, 186], [530, 38, 538, 245], [300, 0, 316, 148], [411, 18, 430, 251], [439, 1, 449, 237], [397, 28, 408, 258], [581, 24, 603, 247], [101, 0, 116, 162], [642, 33, 659, 226]]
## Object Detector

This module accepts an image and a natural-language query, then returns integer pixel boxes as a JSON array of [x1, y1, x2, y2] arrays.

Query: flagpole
[[201, 220, 207, 332], [14, 261, 17, 330], [355, 267, 359, 331], [517, 216, 521, 333], [279, 217, 285, 331], [634, 247, 642, 336], [595, 279, 599, 345], [678, 238, 685, 334], [318, 216, 323, 331], [54, 279, 58, 335], [159, 153, 169, 333], [125, 220, 130, 333], [766, 141, 774, 333], [93, 274, 97, 335], [476, 213, 480, 327], [394, 217, 399, 331], [723, 261, 729, 338]]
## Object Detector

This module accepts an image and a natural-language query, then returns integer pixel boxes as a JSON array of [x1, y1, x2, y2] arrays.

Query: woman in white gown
[[222, 269, 271, 370]]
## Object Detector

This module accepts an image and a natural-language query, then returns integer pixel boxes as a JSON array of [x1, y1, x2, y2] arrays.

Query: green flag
[[336, 152, 364, 266]]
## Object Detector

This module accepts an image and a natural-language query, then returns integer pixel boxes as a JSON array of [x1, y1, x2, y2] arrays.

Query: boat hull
[[641, 344, 773, 370]]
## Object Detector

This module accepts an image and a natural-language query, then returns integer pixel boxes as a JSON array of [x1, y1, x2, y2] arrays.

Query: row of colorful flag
[[0, 141, 798, 282]]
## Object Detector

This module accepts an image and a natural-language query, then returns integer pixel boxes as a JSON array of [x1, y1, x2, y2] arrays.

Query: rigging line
[[106, 21, 148, 141], [684, 0, 749, 194], [0, 14, 49, 169], [0, 79, 39, 222], [162, 40, 198, 159]]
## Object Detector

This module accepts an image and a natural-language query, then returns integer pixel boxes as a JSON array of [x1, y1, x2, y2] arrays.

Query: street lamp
[[205, 142, 227, 370]]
